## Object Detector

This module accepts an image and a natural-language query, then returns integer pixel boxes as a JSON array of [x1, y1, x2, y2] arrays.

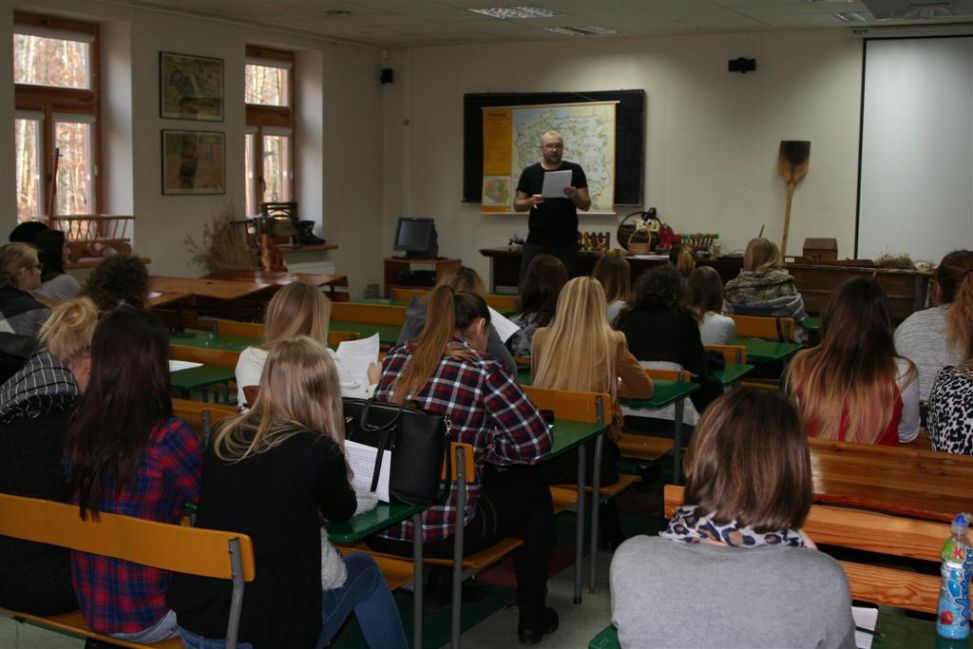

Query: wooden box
[[802, 238, 838, 263]]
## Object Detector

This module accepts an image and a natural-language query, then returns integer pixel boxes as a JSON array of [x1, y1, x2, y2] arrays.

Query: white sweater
[[235, 346, 375, 408]]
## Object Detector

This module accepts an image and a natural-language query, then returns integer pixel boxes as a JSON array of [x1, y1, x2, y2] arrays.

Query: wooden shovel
[[777, 140, 810, 257]]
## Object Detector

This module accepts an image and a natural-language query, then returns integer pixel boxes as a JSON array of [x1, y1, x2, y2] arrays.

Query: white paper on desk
[[541, 170, 573, 198], [148, 291, 163, 299], [344, 439, 391, 503], [169, 360, 203, 373], [335, 333, 380, 384], [488, 307, 520, 343], [852, 605, 878, 649]]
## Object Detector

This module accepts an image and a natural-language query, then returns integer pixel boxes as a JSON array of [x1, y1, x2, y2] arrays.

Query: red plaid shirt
[[71, 417, 201, 634], [374, 341, 551, 542]]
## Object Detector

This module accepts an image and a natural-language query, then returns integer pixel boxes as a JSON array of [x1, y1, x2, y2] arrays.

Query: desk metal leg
[[574, 443, 586, 605], [673, 399, 685, 485], [412, 512, 423, 649], [588, 434, 603, 593], [452, 447, 466, 648]]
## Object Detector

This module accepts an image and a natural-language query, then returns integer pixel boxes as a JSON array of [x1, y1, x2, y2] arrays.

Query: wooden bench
[[664, 484, 945, 613], [731, 314, 795, 342], [704, 343, 748, 365], [0, 493, 255, 649], [615, 368, 688, 462], [170, 344, 240, 369], [212, 318, 360, 348], [331, 302, 406, 327], [390, 287, 519, 312], [172, 398, 237, 441]]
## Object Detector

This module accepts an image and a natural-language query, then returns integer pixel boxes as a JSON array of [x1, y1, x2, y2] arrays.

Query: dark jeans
[[366, 463, 554, 606], [520, 242, 578, 284]]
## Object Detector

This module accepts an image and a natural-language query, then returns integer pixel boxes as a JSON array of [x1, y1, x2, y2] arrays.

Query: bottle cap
[[952, 513, 970, 536]]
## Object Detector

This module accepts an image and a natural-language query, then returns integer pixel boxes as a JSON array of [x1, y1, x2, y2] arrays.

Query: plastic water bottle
[[937, 513, 972, 639]]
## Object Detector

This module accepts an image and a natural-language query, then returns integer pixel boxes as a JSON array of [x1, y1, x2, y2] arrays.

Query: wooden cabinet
[[383, 257, 461, 297]]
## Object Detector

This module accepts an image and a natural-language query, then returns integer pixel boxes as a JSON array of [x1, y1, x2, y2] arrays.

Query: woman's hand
[[367, 362, 381, 386]]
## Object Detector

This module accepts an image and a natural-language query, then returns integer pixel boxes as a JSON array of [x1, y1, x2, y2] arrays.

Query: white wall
[[1, 0, 385, 295], [382, 29, 864, 282]]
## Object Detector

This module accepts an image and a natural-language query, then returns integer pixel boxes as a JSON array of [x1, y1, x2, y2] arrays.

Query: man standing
[[514, 130, 590, 280]]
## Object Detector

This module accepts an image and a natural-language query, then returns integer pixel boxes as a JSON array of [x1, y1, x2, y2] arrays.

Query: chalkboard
[[463, 90, 646, 206]]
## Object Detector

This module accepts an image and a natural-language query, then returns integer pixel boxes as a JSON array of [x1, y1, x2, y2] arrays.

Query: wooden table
[[809, 438, 973, 523], [788, 262, 931, 322], [169, 364, 235, 401], [203, 269, 348, 296], [149, 276, 266, 301]]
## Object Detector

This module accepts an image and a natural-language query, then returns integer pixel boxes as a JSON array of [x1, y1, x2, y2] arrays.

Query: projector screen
[[858, 36, 973, 261]]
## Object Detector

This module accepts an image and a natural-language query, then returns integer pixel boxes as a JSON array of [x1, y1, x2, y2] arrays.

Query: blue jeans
[[179, 554, 406, 649]]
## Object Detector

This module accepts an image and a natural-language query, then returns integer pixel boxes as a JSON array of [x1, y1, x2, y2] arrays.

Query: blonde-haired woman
[[0, 297, 97, 616], [786, 278, 919, 445], [0, 242, 50, 337], [724, 237, 805, 329], [170, 337, 407, 649], [235, 281, 374, 407]]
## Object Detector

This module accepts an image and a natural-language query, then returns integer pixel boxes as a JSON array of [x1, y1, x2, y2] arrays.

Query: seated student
[[81, 254, 149, 311], [532, 276, 653, 485], [687, 266, 735, 345], [928, 266, 973, 454], [724, 237, 805, 332], [616, 265, 722, 416], [8, 220, 49, 245], [235, 281, 375, 407], [505, 254, 568, 358], [786, 278, 919, 446], [669, 243, 696, 278], [895, 250, 973, 402], [611, 389, 855, 649], [397, 266, 517, 375], [0, 297, 96, 615], [0, 242, 50, 336], [35, 229, 81, 301], [64, 307, 201, 643], [591, 249, 631, 324], [368, 287, 557, 645], [170, 337, 407, 649]]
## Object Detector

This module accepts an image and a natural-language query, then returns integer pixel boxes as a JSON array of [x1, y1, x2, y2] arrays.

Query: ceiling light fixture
[[545, 25, 618, 36], [469, 6, 561, 19], [834, 10, 874, 21]]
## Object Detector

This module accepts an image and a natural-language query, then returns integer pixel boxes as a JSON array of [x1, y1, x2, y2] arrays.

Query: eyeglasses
[[25, 263, 43, 272]]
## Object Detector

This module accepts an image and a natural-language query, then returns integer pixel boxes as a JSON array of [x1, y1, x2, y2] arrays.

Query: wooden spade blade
[[778, 140, 811, 184]]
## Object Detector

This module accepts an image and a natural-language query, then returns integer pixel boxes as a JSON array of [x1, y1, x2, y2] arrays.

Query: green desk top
[[714, 362, 755, 385], [170, 365, 236, 392], [589, 613, 967, 649], [326, 502, 427, 544], [171, 330, 257, 352], [734, 337, 803, 362], [545, 419, 608, 460], [330, 321, 402, 346], [516, 372, 700, 410], [803, 315, 821, 331]]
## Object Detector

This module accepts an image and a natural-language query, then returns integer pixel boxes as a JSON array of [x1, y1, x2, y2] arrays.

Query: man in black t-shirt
[[514, 130, 590, 280]]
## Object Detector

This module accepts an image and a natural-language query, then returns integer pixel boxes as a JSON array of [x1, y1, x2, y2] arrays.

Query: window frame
[[245, 45, 295, 216], [14, 12, 101, 220]]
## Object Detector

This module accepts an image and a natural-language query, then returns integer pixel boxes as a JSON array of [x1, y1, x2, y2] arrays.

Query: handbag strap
[[369, 427, 391, 493]]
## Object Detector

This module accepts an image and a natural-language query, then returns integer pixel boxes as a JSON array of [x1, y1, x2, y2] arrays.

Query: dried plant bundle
[[185, 204, 256, 272]]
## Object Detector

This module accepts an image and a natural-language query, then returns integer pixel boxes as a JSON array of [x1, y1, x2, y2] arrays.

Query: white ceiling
[[122, 0, 973, 48]]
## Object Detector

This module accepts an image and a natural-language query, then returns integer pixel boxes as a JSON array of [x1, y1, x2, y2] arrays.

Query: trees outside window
[[244, 46, 294, 215], [14, 12, 100, 222]]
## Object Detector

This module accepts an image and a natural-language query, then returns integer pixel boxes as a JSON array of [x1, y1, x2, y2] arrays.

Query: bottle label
[[938, 541, 972, 639]]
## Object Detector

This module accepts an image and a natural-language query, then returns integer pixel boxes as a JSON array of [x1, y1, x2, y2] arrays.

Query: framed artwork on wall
[[161, 129, 225, 195], [160, 51, 224, 121]]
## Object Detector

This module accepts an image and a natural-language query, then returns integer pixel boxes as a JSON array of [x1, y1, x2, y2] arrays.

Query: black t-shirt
[[516, 161, 587, 246]]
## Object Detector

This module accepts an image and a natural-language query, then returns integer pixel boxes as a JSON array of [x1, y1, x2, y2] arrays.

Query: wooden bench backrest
[[731, 314, 795, 342], [328, 330, 361, 346], [442, 442, 477, 482], [0, 493, 255, 581], [663, 484, 945, 613], [522, 386, 611, 424], [215, 319, 263, 339], [170, 344, 240, 369], [485, 294, 518, 311], [704, 343, 748, 365], [391, 287, 426, 302], [332, 303, 406, 326], [643, 368, 692, 383], [173, 398, 237, 437]]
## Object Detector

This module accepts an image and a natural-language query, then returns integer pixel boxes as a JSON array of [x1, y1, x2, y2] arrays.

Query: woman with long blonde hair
[[235, 281, 374, 407], [170, 337, 407, 649], [370, 286, 557, 645], [786, 278, 919, 445]]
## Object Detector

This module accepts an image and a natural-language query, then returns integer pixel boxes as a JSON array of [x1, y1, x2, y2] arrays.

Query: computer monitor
[[393, 217, 439, 259]]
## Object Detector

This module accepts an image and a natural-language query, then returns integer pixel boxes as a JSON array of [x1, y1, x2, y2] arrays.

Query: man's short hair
[[541, 129, 563, 143]]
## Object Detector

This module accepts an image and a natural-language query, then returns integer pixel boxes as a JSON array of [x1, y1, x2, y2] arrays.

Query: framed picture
[[160, 51, 224, 121], [161, 130, 225, 195]]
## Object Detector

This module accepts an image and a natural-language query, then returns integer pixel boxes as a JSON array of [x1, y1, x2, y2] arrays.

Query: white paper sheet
[[541, 169, 573, 198], [148, 291, 163, 299], [852, 605, 878, 649], [488, 307, 520, 343], [344, 439, 391, 502], [335, 333, 380, 384], [169, 360, 203, 373]]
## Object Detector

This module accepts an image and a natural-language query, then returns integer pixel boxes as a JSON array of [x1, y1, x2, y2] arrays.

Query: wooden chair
[[731, 314, 795, 342], [391, 287, 427, 302], [328, 330, 361, 346], [664, 484, 945, 613], [642, 367, 692, 383], [0, 493, 255, 649], [173, 398, 237, 442], [485, 293, 518, 311], [331, 302, 407, 326], [704, 343, 748, 365], [170, 344, 240, 369]]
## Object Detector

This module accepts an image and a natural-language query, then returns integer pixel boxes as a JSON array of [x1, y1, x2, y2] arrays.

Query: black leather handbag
[[342, 397, 450, 506]]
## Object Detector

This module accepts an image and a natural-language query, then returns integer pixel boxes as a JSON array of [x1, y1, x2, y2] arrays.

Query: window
[[13, 12, 100, 221], [244, 46, 294, 215]]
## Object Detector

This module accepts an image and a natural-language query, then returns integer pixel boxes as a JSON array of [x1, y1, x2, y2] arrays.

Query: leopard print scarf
[[661, 505, 806, 548]]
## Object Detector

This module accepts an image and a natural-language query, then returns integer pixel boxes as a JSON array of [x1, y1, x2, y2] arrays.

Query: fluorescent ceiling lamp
[[835, 10, 875, 20], [469, 5, 561, 19], [545, 25, 619, 36]]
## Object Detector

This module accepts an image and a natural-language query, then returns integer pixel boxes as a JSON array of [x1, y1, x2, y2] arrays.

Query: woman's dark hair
[[935, 250, 973, 304], [687, 266, 725, 318], [684, 389, 812, 531], [591, 250, 630, 304], [622, 265, 689, 318], [82, 255, 150, 311], [35, 229, 66, 278], [519, 254, 568, 319], [9, 221, 48, 243], [65, 307, 172, 518]]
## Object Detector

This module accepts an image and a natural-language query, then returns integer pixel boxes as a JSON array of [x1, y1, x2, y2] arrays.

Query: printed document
[[488, 307, 520, 343], [336, 333, 380, 384], [541, 170, 573, 198], [344, 439, 391, 502]]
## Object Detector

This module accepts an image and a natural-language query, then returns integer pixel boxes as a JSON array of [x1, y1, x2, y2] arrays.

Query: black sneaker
[[517, 605, 559, 645], [423, 571, 491, 611]]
